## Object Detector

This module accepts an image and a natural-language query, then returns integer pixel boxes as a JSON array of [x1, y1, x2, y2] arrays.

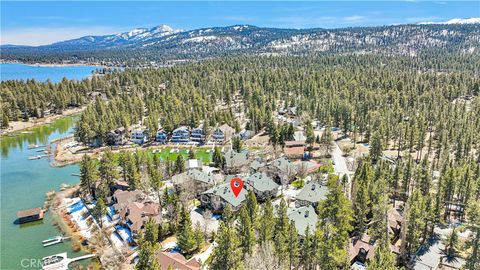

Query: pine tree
[[212, 146, 224, 168], [258, 199, 275, 244], [144, 217, 159, 244], [210, 221, 243, 270], [98, 149, 118, 186], [174, 155, 185, 174], [80, 154, 98, 197], [274, 199, 289, 262], [287, 220, 300, 269], [94, 197, 107, 228], [136, 233, 160, 270], [177, 206, 196, 255], [246, 190, 258, 227], [369, 131, 383, 162], [237, 206, 255, 257]]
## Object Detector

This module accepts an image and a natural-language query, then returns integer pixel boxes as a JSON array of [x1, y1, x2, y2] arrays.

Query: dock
[[16, 207, 44, 224], [42, 236, 71, 247], [42, 252, 96, 270]]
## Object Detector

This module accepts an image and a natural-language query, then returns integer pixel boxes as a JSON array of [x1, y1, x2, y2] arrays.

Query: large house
[[200, 182, 247, 213], [348, 234, 376, 265], [156, 252, 200, 270], [155, 129, 168, 143], [118, 201, 161, 238], [287, 205, 318, 236], [212, 124, 235, 143], [265, 156, 298, 185], [171, 126, 190, 143], [223, 149, 249, 173], [106, 127, 126, 146], [245, 172, 279, 201], [295, 181, 328, 208], [171, 168, 215, 195], [131, 128, 148, 145], [190, 127, 206, 144]]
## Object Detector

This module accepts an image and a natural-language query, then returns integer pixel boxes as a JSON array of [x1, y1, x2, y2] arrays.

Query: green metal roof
[[202, 182, 247, 207], [246, 172, 279, 192], [287, 205, 318, 236], [296, 181, 328, 203]]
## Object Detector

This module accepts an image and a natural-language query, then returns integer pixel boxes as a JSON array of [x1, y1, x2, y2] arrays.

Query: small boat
[[71, 173, 81, 177], [36, 149, 46, 152], [28, 144, 39, 149], [28, 155, 42, 160], [42, 236, 71, 247]]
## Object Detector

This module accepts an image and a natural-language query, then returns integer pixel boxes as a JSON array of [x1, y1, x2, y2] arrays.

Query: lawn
[[151, 147, 212, 164]]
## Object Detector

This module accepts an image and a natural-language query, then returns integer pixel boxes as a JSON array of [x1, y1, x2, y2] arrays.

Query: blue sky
[[1, 1, 478, 45]]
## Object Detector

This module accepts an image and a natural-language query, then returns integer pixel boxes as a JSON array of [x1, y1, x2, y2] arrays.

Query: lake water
[[0, 63, 99, 82], [0, 116, 92, 269], [0, 64, 97, 269]]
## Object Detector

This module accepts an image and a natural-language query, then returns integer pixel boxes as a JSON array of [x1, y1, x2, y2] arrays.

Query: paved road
[[331, 141, 354, 199]]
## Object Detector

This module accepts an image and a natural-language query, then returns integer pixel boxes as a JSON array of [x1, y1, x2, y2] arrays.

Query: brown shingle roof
[[156, 252, 200, 270]]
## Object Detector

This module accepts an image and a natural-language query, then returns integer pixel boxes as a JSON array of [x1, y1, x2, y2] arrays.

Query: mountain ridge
[[2, 21, 479, 64]]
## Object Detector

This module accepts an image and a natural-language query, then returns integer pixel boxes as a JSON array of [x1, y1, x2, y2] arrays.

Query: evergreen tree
[[287, 220, 300, 269], [136, 234, 160, 270], [258, 198, 275, 244], [94, 197, 107, 228], [212, 146, 224, 168], [174, 155, 185, 174], [210, 221, 243, 270], [144, 217, 159, 244], [177, 206, 196, 255], [80, 154, 98, 197], [369, 131, 383, 162], [98, 149, 118, 186], [237, 206, 255, 257]]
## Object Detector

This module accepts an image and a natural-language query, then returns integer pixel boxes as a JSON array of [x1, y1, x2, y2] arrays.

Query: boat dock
[[16, 208, 44, 224], [42, 252, 96, 270], [42, 236, 71, 247]]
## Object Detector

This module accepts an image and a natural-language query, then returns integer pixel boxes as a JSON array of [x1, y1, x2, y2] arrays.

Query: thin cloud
[[343, 16, 365, 22], [1, 26, 128, 46]]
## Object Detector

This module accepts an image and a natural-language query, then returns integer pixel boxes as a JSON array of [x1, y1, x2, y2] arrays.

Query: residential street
[[331, 141, 354, 199]]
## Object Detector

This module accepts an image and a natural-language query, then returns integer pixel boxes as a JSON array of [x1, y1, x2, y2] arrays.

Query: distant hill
[[2, 21, 479, 65]]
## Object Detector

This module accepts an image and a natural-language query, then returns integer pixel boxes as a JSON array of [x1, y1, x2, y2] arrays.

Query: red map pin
[[230, 177, 244, 197]]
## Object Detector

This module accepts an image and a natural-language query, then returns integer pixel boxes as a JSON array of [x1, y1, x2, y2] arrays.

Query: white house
[[131, 128, 148, 145]]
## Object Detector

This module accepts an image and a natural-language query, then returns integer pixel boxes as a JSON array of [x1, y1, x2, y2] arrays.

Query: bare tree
[[244, 242, 282, 270]]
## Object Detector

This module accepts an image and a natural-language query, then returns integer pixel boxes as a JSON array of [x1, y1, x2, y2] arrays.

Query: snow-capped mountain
[[418, 17, 480, 25], [2, 22, 479, 63]]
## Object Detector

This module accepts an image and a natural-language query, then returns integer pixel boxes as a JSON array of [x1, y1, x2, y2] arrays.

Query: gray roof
[[271, 156, 297, 174], [171, 169, 214, 186], [202, 182, 247, 207], [287, 205, 318, 236], [294, 131, 306, 141], [173, 126, 189, 133], [223, 150, 249, 168], [296, 182, 328, 203], [246, 172, 279, 192], [249, 160, 265, 171], [413, 235, 465, 270]]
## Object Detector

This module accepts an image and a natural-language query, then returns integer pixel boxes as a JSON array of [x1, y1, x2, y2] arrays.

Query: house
[[109, 180, 130, 194], [190, 126, 206, 144], [223, 149, 249, 174], [155, 129, 168, 143], [266, 156, 297, 184], [187, 159, 203, 170], [348, 234, 376, 264], [388, 208, 403, 242], [288, 106, 297, 116], [249, 160, 265, 173], [89, 91, 108, 101], [131, 128, 148, 145], [200, 182, 247, 213], [16, 208, 44, 224], [287, 205, 317, 236], [156, 251, 200, 270], [111, 190, 143, 211], [285, 140, 306, 148], [106, 127, 126, 146], [239, 129, 254, 140], [245, 172, 279, 201], [412, 232, 466, 270], [171, 126, 190, 143], [284, 146, 305, 159], [118, 201, 161, 237], [295, 181, 329, 208], [171, 168, 215, 195], [212, 124, 235, 142]]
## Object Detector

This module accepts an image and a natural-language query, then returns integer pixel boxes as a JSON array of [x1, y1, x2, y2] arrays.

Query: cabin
[[200, 182, 247, 213], [348, 234, 376, 265], [287, 205, 317, 237], [156, 251, 200, 270], [171, 168, 215, 195], [155, 129, 168, 143], [212, 124, 235, 143], [239, 129, 254, 140], [295, 181, 329, 208], [131, 128, 148, 145], [190, 127, 206, 144], [223, 149, 249, 174], [171, 126, 190, 143], [106, 127, 126, 146], [245, 172, 279, 201], [16, 207, 44, 224], [118, 201, 161, 238]]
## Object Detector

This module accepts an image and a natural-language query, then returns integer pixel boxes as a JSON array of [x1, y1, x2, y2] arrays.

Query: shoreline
[[1, 60, 112, 68], [0, 106, 85, 136]]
